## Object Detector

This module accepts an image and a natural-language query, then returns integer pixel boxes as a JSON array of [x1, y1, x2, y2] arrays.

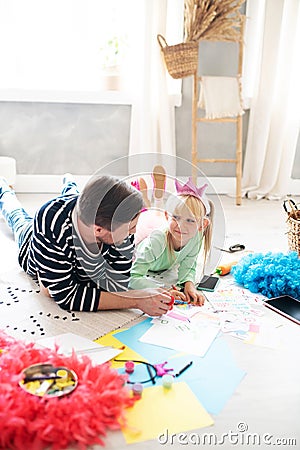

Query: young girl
[[129, 177, 214, 305]]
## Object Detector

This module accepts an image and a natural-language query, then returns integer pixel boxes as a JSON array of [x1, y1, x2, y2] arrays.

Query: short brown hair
[[77, 174, 143, 230]]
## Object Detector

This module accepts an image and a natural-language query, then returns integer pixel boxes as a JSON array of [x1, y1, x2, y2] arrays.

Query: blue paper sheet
[[180, 337, 246, 415], [115, 318, 246, 415]]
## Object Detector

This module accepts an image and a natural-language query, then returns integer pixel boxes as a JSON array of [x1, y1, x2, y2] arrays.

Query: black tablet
[[264, 296, 300, 325]]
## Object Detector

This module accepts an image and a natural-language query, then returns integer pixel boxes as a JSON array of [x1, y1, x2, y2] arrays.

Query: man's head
[[77, 174, 143, 245]]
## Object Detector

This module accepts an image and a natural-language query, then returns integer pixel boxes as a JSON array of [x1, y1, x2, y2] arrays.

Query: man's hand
[[100, 288, 173, 316], [133, 288, 174, 316]]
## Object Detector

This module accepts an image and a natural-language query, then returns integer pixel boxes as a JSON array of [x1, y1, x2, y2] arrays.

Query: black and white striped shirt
[[18, 194, 135, 311]]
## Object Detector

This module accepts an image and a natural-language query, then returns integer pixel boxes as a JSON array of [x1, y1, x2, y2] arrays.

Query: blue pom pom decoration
[[231, 251, 300, 299]]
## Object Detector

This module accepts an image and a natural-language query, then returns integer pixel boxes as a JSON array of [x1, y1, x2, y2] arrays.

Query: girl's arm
[[177, 234, 205, 305], [129, 270, 165, 289], [129, 232, 165, 289], [177, 234, 202, 286]]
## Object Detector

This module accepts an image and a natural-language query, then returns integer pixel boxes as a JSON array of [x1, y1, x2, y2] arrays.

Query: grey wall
[[0, 102, 130, 175]]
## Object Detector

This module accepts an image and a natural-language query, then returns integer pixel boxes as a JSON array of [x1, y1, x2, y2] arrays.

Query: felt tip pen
[[175, 361, 193, 377], [23, 375, 63, 383], [174, 300, 188, 305]]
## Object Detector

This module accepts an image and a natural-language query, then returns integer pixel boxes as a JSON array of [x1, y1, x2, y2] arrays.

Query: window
[[0, 0, 144, 103]]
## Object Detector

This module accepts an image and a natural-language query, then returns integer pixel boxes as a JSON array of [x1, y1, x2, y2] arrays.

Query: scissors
[[214, 243, 245, 253]]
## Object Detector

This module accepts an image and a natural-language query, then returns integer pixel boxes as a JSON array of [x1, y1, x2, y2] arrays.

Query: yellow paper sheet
[[95, 330, 147, 369], [122, 381, 214, 444]]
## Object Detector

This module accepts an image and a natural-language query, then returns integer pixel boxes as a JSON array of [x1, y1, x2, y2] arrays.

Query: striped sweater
[[18, 194, 135, 311]]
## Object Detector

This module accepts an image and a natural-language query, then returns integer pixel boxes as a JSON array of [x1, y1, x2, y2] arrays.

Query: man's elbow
[[38, 279, 51, 298]]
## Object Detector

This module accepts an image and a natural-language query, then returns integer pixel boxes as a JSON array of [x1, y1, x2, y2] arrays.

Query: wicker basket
[[157, 34, 198, 79], [283, 199, 300, 256]]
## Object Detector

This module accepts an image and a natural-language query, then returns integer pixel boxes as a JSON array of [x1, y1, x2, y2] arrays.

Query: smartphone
[[264, 295, 300, 325], [197, 275, 219, 292]]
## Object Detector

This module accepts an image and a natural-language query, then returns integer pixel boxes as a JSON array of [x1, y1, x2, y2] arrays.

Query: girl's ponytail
[[203, 199, 214, 266]]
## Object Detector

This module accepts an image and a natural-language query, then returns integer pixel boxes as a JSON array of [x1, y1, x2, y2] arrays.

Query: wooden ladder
[[191, 20, 245, 206]]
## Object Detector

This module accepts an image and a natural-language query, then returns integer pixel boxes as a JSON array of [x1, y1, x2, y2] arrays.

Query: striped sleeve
[[32, 197, 101, 312], [33, 230, 101, 312]]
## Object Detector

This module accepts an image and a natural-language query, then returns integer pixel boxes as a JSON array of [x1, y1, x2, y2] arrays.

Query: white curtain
[[242, 0, 300, 199], [128, 0, 183, 176]]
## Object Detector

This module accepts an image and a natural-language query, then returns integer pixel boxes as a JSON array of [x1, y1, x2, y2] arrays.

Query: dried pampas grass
[[184, 0, 245, 42]]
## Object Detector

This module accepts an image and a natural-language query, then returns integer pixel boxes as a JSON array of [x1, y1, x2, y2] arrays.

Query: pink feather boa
[[0, 331, 136, 450]]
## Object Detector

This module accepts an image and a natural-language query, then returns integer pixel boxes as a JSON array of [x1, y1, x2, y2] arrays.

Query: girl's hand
[[184, 281, 205, 306], [168, 287, 187, 302]]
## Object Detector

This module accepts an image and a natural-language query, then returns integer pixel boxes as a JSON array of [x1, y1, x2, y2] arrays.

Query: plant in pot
[[99, 35, 127, 90]]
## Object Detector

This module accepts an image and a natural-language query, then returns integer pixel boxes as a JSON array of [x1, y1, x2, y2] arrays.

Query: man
[[0, 174, 172, 315]]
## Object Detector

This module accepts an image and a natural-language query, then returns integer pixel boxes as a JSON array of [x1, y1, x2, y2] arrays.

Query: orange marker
[[215, 261, 237, 276]]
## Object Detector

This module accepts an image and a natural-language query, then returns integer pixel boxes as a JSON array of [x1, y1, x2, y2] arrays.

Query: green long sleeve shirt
[[129, 227, 203, 289]]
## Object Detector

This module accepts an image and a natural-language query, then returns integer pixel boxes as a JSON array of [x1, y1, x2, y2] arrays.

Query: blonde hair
[[166, 194, 214, 265]]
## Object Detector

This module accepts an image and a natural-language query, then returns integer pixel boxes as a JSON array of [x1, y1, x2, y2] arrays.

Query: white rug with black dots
[[0, 277, 144, 342]]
